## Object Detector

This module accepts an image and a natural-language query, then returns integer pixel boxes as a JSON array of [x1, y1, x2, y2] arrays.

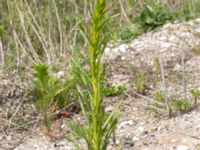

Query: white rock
[[119, 120, 134, 128], [173, 64, 182, 71], [105, 106, 114, 112], [132, 126, 146, 141], [119, 44, 128, 53], [160, 36, 167, 41], [194, 27, 200, 33], [105, 47, 111, 54], [161, 43, 171, 49], [132, 136, 140, 142], [176, 145, 189, 150], [138, 126, 144, 132], [56, 71, 64, 78], [169, 36, 177, 43], [113, 48, 119, 54], [121, 57, 125, 60], [163, 23, 172, 29], [194, 18, 200, 23]]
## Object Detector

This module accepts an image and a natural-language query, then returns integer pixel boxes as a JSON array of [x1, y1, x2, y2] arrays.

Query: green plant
[[174, 1, 200, 21], [104, 84, 129, 97], [32, 63, 70, 131], [191, 89, 200, 104], [171, 98, 191, 113], [134, 72, 147, 94], [67, 1, 118, 150], [154, 91, 165, 102], [112, 24, 142, 41], [105, 85, 123, 97], [135, 4, 174, 32], [153, 55, 160, 87], [149, 94, 194, 117]]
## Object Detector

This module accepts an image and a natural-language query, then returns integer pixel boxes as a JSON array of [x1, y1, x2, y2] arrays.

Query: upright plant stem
[[88, 1, 109, 149]]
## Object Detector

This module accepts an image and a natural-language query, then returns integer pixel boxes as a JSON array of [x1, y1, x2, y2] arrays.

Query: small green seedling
[[32, 63, 68, 131], [191, 89, 200, 104], [113, 25, 142, 41], [135, 72, 147, 94], [154, 91, 165, 102], [171, 98, 191, 113], [104, 84, 129, 97]]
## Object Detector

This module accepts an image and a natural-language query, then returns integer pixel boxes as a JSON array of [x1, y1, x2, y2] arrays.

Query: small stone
[[169, 36, 177, 43], [176, 145, 189, 150], [173, 64, 182, 71], [194, 27, 200, 33], [124, 141, 134, 148], [138, 127, 144, 133], [121, 57, 125, 60], [56, 71, 64, 78], [119, 120, 134, 128], [105, 106, 114, 112], [194, 18, 200, 23], [115, 139, 120, 145], [119, 44, 128, 53], [132, 136, 140, 142], [113, 48, 119, 54], [105, 47, 111, 54], [161, 43, 171, 49], [163, 23, 172, 29], [33, 144, 39, 149], [61, 124, 65, 129], [160, 36, 167, 41]]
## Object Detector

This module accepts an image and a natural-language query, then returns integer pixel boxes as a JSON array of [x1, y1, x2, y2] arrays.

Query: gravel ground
[[1, 18, 200, 150]]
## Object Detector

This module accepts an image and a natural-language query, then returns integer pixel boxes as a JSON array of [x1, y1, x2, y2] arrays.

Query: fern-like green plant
[[67, 1, 118, 150], [32, 63, 71, 131]]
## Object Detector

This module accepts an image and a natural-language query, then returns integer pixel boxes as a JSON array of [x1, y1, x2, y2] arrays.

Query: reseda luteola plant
[[68, 0, 118, 150]]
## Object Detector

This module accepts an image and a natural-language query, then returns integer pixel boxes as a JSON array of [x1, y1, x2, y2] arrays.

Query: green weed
[[67, 1, 118, 150], [171, 98, 191, 113], [191, 89, 200, 104], [112, 24, 142, 41], [32, 63, 74, 131], [134, 72, 147, 94], [135, 4, 174, 32], [154, 91, 165, 102], [104, 84, 129, 97]]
